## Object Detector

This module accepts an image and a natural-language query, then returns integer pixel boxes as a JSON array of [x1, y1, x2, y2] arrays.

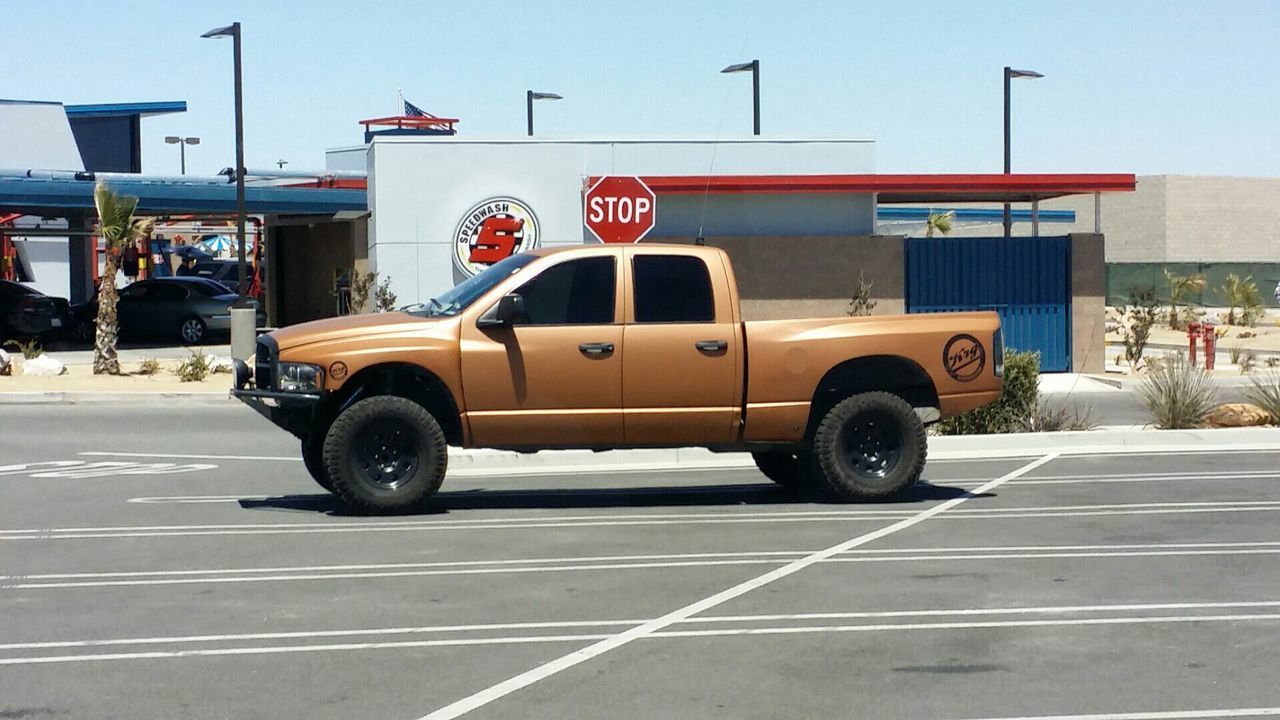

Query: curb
[[0, 391, 233, 405]]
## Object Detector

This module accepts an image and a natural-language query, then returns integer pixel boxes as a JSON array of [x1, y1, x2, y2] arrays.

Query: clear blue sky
[[4, 0, 1278, 177]]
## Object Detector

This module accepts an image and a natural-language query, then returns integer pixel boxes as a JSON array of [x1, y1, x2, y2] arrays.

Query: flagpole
[[397, 87, 403, 116]]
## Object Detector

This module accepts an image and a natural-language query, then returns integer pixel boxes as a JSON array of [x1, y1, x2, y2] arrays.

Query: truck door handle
[[695, 340, 728, 353], [579, 342, 615, 355]]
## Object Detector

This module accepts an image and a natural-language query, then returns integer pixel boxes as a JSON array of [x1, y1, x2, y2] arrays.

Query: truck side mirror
[[477, 293, 526, 328]]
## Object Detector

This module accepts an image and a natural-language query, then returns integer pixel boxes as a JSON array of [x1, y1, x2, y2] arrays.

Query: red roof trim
[[593, 173, 1136, 196]]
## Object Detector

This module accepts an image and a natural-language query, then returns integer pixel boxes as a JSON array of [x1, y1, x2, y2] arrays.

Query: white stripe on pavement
[[949, 708, 1280, 720], [414, 452, 1059, 720], [5, 600, 1277, 652]]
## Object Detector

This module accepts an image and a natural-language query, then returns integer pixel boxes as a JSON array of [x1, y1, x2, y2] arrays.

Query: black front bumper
[[232, 357, 322, 438]]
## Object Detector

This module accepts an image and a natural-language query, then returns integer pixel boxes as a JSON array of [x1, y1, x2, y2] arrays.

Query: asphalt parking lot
[[3, 405, 1280, 719]]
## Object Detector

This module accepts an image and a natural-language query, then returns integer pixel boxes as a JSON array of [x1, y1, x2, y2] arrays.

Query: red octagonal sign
[[583, 175, 657, 244]]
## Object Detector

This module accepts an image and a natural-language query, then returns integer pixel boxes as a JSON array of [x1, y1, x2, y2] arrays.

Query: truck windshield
[[404, 253, 539, 318]]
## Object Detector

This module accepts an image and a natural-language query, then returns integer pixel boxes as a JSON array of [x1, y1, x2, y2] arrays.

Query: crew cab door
[[621, 248, 742, 445], [459, 255, 623, 447]]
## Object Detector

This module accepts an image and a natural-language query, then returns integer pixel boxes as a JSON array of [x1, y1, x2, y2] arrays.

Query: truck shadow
[[237, 481, 992, 516]]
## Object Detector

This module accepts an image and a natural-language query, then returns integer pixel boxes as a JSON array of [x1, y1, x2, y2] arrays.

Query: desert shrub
[[1117, 303, 1157, 370], [934, 351, 1039, 435], [173, 349, 210, 383], [1244, 372, 1280, 424], [1228, 344, 1243, 364], [1024, 400, 1098, 432], [846, 272, 877, 317], [1239, 349, 1257, 375], [1219, 274, 1264, 327], [1164, 270, 1206, 330], [137, 357, 161, 376], [1138, 352, 1218, 429], [3, 339, 43, 360]]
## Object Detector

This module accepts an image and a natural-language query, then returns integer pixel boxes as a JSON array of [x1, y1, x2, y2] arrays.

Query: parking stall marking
[[950, 708, 1280, 719], [9, 605, 1280, 667], [7, 499, 1280, 541], [8, 541, 1280, 590], [412, 452, 1060, 720]]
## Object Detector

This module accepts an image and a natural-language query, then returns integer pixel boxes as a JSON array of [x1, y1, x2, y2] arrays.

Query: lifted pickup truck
[[233, 244, 1002, 513]]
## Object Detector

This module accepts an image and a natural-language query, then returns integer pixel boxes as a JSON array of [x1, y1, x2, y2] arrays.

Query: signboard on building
[[583, 176, 656, 244], [453, 196, 540, 277]]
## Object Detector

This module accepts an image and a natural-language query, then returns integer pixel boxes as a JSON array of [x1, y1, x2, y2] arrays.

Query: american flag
[[404, 100, 427, 117]]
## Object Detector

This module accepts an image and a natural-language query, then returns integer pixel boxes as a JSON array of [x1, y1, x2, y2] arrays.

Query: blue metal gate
[[905, 236, 1072, 372]]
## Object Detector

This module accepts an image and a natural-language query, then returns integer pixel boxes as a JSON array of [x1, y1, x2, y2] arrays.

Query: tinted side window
[[632, 255, 715, 323], [154, 284, 189, 301], [515, 257, 615, 325]]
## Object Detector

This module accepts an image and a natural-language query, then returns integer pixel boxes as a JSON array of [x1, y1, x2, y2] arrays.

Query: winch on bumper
[[231, 336, 323, 439]]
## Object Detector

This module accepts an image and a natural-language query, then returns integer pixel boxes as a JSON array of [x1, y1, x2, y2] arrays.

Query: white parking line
[[7, 543, 1280, 590], [5, 600, 1276, 652], [7, 608, 1280, 667], [414, 452, 1059, 720], [951, 708, 1280, 719], [7, 499, 1280, 541]]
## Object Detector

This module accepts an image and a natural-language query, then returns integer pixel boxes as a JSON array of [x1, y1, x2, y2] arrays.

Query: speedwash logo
[[453, 197, 541, 277]]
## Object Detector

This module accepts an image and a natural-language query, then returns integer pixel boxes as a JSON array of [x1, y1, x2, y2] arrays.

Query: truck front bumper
[[231, 358, 321, 438]]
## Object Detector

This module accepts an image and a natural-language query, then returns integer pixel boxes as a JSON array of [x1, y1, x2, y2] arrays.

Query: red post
[[1202, 322, 1216, 370], [1187, 322, 1201, 367]]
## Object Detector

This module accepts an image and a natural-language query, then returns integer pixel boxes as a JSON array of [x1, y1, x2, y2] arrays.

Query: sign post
[[583, 176, 657, 244]]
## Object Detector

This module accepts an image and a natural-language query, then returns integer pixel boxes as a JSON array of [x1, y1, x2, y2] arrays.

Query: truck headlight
[[278, 363, 323, 392]]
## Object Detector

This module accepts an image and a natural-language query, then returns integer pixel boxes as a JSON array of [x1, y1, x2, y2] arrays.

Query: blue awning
[[0, 175, 366, 216]]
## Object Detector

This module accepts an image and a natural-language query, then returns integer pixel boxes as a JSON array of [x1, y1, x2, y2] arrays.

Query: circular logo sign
[[943, 334, 986, 382], [453, 197, 540, 277]]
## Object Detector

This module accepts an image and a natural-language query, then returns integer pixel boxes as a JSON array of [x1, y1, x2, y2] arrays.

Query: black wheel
[[179, 315, 206, 344], [752, 451, 809, 488], [810, 391, 925, 501], [322, 395, 447, 514], [301, 437, 336, 493]]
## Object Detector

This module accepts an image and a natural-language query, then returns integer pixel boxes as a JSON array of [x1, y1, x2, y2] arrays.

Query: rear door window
[[632, 255, 715, 323]]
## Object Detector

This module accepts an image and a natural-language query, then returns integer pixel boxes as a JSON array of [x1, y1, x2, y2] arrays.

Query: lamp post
[[201, 21, 247, 304], [526, 91, 562, 136], [721, 60, 760, 136], [1003, 66, 1043, 237], [163, 136, 200, 175]]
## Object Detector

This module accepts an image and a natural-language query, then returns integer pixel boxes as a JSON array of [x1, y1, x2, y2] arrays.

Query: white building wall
[[364, 137, 876, 303]]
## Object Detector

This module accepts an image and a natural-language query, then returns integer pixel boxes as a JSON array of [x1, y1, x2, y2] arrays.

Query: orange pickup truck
[[233, 244, 1002, 513]]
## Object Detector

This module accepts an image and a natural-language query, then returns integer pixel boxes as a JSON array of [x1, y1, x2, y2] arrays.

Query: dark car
[[72, 277, 258, 345], [0, 280, 73, 340], [191, 259, 251, 295]]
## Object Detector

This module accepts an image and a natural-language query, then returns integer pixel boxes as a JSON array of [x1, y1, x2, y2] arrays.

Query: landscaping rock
[[1202, 403, 1272, 428], [21, 354, 67, 377], [0, 348, 10, 376]]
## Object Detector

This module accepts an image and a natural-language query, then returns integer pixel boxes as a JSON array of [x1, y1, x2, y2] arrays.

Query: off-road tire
[[322, 395, 448, 514], [751, 451, 809, 488], [810, 391, 926, 501], [301, 437, 336, 493]]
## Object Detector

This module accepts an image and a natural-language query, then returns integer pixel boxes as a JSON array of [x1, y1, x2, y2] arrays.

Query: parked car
[[191, 259, 249, 295], [71, 277, 259, 345], [0, 279, 73, 340]]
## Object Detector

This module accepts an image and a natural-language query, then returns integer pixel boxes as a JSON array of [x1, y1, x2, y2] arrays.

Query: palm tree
[[925, 209, 954, 238], [1219, 274, 1263, 327], [92, 181, 154, 374], [1164, 269, 1206, 329]]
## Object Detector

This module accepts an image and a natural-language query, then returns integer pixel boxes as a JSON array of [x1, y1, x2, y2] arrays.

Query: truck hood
[[267, 312, 442, 351]]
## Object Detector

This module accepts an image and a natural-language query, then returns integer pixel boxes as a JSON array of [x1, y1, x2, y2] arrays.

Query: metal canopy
[[0, 175, 365, 216]]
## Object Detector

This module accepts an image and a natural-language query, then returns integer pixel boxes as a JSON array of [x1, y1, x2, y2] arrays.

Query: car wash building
[[330, 133, 1133, 372]]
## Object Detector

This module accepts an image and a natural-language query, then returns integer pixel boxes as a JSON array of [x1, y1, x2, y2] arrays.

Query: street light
[[164, 136, 200, 175], [721, 59, 760, 136], [526, 91, 562, 136], [1003, 66, 1043, 237], [201, 21, 247, 304]]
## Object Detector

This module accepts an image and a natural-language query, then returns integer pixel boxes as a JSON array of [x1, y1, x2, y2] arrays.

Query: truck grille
[[254, 336, 278, 390]]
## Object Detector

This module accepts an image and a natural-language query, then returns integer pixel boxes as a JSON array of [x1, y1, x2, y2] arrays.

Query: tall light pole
[[721, 60, 760, 136], [164, 136, 200, 175], [1003, 66, 1043, 238], [526, 91, 562, 136], [202, 21, 247, 304]]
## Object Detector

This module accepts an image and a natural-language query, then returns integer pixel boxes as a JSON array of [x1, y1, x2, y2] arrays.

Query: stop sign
[[583, 176, 656, 244]]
